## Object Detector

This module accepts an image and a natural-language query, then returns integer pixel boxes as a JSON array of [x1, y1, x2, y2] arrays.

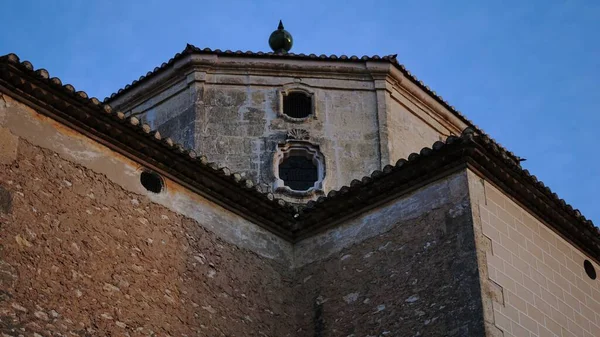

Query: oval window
[[584, 260, 597, 280], [283, 92, 312, 119]]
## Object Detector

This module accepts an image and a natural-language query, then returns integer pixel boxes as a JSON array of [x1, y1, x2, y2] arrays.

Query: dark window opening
[[141, 171, 164, 193], [584, 260, 597, 280], [279, 156, 318, 191], [283, 92, 312, 119]]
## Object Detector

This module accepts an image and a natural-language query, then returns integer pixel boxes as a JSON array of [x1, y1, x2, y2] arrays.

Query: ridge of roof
[[0, 53, 299, 237], [298, 127, 586, 220]]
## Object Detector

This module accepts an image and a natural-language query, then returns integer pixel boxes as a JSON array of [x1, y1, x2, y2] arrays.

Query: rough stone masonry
[[0, 139, 484, 336], [0, 93, 486, 336], [2, 46, 599, 337], [0, 140, 296, 336]]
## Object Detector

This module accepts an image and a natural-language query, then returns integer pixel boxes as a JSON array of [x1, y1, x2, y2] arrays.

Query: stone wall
[[385, 84, 462, 167], [113, 67, 382, 196], [468, 171, 600, 337], [292, 172, 487, 337], [3, 87, 597, 337], [128, 77, 196, 150], [120, 71, 470, 200], [0, 94, 295, 336], [1, 87, 487, 336], [108, 56, 480, 204]]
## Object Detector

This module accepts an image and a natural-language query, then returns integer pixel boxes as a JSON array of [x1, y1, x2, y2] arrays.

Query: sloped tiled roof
[[295, 128, 598, 236], [0, 53, 299, 239], [1, 52, 598, 260], [290, 126, 600, 258]]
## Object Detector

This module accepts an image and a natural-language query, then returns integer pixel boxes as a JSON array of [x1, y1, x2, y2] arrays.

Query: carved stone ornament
[[277, 83, 318, 122], [273, 142, 325, 197], [286, 129, 310, 140]]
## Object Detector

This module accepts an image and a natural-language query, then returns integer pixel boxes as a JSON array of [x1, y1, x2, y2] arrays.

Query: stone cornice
[[109, 53, 380, 110]]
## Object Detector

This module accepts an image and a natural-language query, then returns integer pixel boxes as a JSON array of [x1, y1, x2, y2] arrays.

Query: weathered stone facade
[[0, 88, 486, 337], [0, 94, 486, 335], [2, 50, 599, 337], [107, 52, 466, 200]]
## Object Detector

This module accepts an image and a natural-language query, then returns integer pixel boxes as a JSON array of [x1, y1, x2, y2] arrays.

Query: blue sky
[[1, 0, 598, 223]]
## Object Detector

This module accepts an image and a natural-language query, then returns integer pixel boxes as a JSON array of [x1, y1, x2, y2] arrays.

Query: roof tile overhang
[[0, 53, 299, 239], [1, 53, 598, 261], [295, 130, 600, 263]]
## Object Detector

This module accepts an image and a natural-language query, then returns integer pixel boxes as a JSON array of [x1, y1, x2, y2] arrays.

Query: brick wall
[[469, 172, 600, 337]]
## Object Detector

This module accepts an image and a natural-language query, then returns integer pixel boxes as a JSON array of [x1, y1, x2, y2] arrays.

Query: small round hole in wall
[[140, 171, 163, 193], [584, 260, 596, 280]]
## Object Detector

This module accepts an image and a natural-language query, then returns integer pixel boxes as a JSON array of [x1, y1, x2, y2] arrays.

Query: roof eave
[[294, 131, 600, 261], [0, 54, 299, 240]]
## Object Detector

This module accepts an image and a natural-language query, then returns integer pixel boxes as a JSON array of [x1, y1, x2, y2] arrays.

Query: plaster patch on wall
[[294, 171, 470, 267], [4, 100, 145, 194], [58, 145, 104, 162], [147, 184, 292, 263], [144, 109, 157, 129]]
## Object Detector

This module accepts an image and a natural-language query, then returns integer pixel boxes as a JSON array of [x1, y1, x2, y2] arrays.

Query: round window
[[283, 92, 312, 119], [278, 155, 318, 191], [140, 171, 164, 193]]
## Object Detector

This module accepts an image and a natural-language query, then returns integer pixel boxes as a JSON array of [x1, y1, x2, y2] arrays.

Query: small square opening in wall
[[283, 92, 312, 119], [584, 260, 596, 280]]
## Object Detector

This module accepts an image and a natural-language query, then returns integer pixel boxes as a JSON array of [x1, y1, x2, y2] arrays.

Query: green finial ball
[[269, 20, 293, 53]]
